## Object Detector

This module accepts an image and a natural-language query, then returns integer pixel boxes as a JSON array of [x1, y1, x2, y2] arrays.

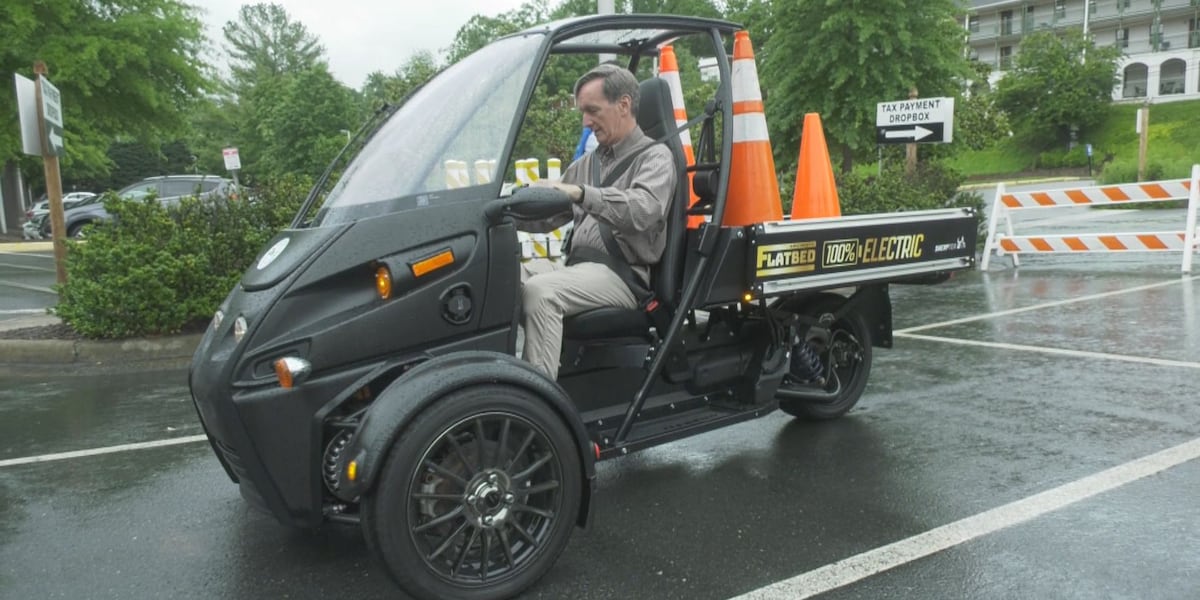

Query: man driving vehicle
[[520, 63, 678, 378]]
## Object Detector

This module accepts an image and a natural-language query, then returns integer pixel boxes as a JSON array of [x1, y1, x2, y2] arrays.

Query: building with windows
[[967, 0, 1200, 101]]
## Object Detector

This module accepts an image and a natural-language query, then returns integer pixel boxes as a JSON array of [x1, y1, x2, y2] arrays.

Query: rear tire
[[67, 221, 90, 238], [776, 294, 873, 420], [362, 384, 581, 600]]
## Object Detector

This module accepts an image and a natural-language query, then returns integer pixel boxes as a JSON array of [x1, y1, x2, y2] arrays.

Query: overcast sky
[[196, 0, 531, 88]]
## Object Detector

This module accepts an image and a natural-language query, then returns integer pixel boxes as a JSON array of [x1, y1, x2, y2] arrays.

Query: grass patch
[[952, 98, 1200, 182], [946, 136, 1033, 177]]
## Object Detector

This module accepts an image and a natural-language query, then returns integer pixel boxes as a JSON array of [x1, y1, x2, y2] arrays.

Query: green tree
[[0, 0, 210, 180], [447, 0, 557, 64], [949, 59, 1011, 152], [994, 29, 1120, 148], [223, 3, 325, 93], [761, 0, 970, 174], [360, 51, 441, 111], [255, 67, 359, 178], [220, 3, 356, 181]]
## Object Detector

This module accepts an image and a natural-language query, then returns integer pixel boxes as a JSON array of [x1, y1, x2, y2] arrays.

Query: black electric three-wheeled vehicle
[[189, 14, 977, 600]]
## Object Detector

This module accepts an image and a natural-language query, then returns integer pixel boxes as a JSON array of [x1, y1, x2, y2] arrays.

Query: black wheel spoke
[[423, 458, 469, 487], [480, 529, 492, 582], [511, 452, 553, 482], [413, 505, 465, 534], [521, 480, 560, 495], [428, 520, 470, 561], [452, 527, 480, 577], [497, 526, 517, 568], [511, 522, 539, 548], [411, 492, 463, 501], [446, 432, 478, 476], [506, 430, 536, 471], [474, 417, 487, 472], [496, 417, 512, 469], [512, 503, 555, 519]]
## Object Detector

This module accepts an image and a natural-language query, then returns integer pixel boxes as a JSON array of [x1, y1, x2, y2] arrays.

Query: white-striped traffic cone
[[722, 30, 782, 226], [658, 45, 704, 228]]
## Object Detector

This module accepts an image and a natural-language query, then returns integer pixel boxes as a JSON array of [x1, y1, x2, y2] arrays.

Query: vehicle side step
[[593, 402, 774, 460]]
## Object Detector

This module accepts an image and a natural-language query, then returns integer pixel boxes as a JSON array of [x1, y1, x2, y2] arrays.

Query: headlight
[[233, 316, 248, 342], [211, 310, 224, 331]]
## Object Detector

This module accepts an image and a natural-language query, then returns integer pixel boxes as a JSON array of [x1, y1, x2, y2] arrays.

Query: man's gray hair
[[573, 63, 640, 117]]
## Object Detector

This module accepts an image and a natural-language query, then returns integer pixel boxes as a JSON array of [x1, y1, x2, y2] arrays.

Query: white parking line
[[897, 276, 1196, 334], [0, 435, 208, 468], [729, 436, 1200, 600], [0, 248, 53, 257], [0, 261, 56, 272], [0, 280, 56, 295], [895, 332, 1200, 370], [0, 308, 48, 315]]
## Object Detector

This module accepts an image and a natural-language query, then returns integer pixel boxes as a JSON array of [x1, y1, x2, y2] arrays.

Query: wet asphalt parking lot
[[1, 200, 1198, 600]]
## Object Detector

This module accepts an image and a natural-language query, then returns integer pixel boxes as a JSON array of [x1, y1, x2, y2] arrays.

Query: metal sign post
[[223, 147, 242, 196], [33, 62, 68, 285]]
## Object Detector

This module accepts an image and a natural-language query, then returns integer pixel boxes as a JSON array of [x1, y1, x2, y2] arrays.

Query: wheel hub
[[464, 470, 515, 528]]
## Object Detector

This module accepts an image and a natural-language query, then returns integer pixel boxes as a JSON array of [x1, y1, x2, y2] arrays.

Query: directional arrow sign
[[877, 123, 945, 144], [875, 97, 953, 145], [38, 75, 65, 156]]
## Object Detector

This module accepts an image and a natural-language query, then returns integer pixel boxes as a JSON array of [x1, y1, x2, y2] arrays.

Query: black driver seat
[[562, 77, 690, 340]]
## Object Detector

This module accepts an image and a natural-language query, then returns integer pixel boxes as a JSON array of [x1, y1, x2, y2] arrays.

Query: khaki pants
[[520, 260, 636, 378]]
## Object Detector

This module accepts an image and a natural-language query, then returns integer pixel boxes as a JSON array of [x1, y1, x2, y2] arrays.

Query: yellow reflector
[[411, 250, 454, 278], [274, 358, 294, 388], [375, 266, 392, 299], [347, 460, 358, 482], [742, 292, 754, 303]]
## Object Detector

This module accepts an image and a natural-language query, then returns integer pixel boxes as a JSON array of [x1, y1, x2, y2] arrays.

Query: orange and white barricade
[[981, 164, 1200, 273], [514, 158, 572, 262]]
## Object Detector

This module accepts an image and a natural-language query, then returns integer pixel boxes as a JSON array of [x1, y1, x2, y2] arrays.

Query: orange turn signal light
[[347, 460, 358, 482], [375, 266, 392, 299], [274, 356, 311, 389], [274, 358, 294, 388], [742, 292, 754, 303], [410, 249, 454, 278]]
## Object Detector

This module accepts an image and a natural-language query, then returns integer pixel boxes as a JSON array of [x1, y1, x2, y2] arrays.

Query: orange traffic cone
[[790, 113, 842, 219], [722, 31, 782, 227], [658, 45, 704, 228]]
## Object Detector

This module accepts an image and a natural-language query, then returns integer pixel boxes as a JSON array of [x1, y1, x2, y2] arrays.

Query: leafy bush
[[836, 161, 981, 215], [1098, 158, 1195, 185], [834, 161, 985, 243], [1036, 146, 1091, 169], [54, 176, 310, 338]]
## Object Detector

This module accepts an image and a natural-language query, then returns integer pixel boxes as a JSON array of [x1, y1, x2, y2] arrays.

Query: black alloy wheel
[[776, 294, 873, 420], [363, 384, 581, 600]]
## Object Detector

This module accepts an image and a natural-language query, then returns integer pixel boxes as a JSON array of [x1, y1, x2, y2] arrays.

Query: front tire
[[776, 294, 873, 420], [362, 384, 582, 600]]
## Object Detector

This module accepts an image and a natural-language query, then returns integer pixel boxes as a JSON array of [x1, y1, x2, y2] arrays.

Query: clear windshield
[[313, 34, 544, 226]]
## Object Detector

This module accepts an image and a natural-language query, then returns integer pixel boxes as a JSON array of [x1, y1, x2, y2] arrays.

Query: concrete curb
[[960, 176, 1090, 191], [0, 334, 203, 366], [0, 315, 202, 366]]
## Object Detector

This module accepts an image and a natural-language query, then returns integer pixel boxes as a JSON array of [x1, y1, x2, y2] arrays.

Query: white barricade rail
[[512, 157, 572, 262], [981, 164, 1200, 273]]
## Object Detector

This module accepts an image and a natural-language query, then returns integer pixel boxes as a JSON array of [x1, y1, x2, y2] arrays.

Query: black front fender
[[338, 351, 596, 525]]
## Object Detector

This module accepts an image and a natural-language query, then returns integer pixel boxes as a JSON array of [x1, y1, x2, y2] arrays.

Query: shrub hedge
[[54, 175, 311, 338], [837, 161, 983, 216]]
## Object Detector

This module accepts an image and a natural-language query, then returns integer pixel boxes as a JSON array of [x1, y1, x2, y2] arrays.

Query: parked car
[[24, 175, 238, 239], [24, 193, 110, 239], [24, 191, 97, 221], [116, 174, 236, 206]]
